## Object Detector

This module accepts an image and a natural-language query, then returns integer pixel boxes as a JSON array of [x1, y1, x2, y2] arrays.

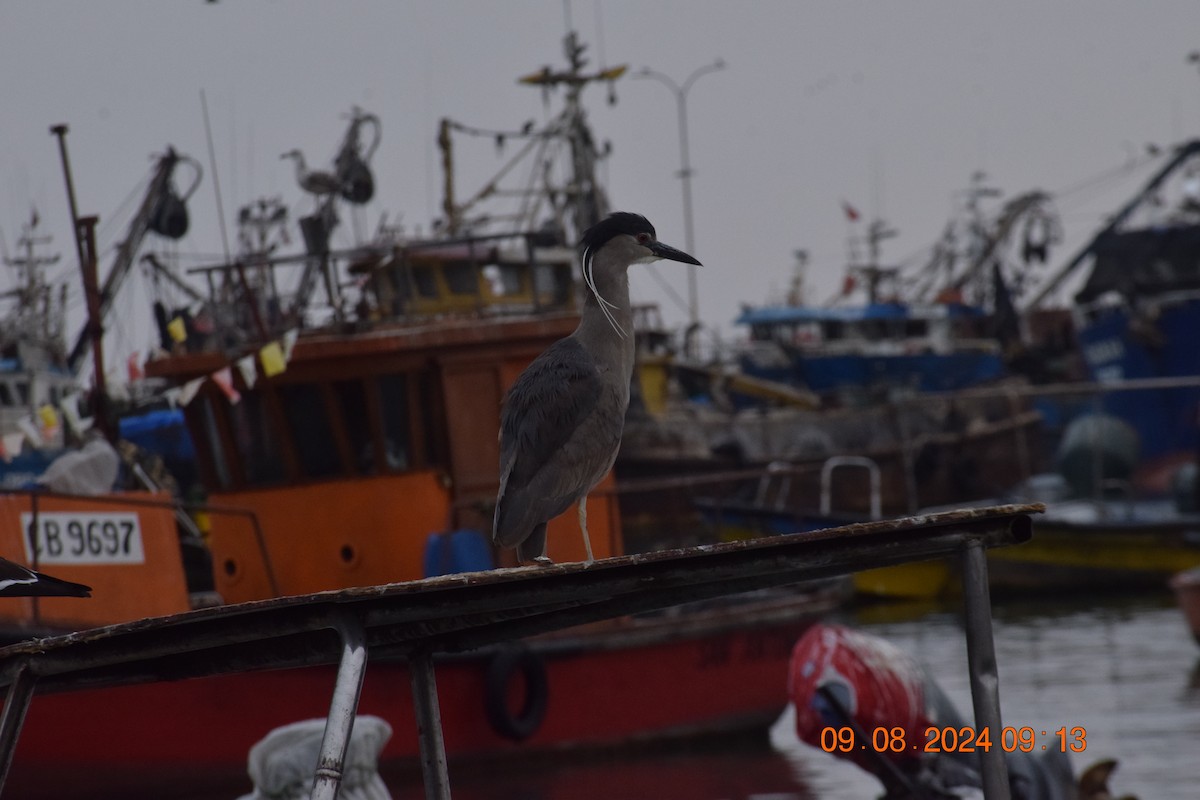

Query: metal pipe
[[79, 216, 113, 442], [0, 663, 37, 794], [819, 456, 882, 519], [960, 540, 1011, 800], [248, 512, 281, 598], [0, 508, 1035, 696], [30, 491, 41, 628], [310, 615, 369, 800], [184, 229, 538, 275], [409, 649, 451, 800]]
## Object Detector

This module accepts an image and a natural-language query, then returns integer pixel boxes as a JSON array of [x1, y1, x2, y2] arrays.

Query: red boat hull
[[7, 605, 817, 799]]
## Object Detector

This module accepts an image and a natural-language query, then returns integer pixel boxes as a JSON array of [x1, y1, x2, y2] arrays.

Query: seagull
[[493, 212, 701, 564], [280, 149, 344, 197], [0, 558, 91, 598]]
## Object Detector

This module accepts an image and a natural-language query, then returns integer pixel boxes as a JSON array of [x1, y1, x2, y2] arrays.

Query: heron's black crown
[[579, 212, 655, 255]]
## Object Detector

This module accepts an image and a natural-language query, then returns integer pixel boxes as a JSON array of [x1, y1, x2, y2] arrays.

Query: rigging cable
[[95, 171, 152, 252], [201, 89, 232, 263]]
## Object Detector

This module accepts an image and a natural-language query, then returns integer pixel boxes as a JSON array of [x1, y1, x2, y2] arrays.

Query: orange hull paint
[[207, 470, 622, 602], [0, 493, 188, 631], [208, 471, 453, 601]]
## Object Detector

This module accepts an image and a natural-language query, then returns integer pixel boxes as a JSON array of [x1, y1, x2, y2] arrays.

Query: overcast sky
[[3, 1, 1200, 369]]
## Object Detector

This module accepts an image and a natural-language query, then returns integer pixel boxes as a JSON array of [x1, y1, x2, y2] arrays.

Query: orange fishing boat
[[3, 236, 837, 797], [1, 33, 839, 799]]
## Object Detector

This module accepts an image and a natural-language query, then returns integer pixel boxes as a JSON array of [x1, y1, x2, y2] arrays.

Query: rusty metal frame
[[0, 503, 1039, 798]]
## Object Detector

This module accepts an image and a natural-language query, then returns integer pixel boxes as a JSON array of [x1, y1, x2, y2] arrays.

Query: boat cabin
[[735, 302, 1004, 397], [145, 232, 620, 604], [737, 302, 995, 357], [351, 237, 577, 320]]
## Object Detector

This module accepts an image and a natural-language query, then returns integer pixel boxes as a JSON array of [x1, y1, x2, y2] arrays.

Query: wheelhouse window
[[483, 264, 524, 296], [382, 265, 412, 316], [229, 390, 286, 485], [194, 393, 232, 490], [190, 366, 445, 490], [533, 263, 572, 306], [378, 373, 412, 471], [412, 266, 439, 299], [443, 262, 478, 295], [278, 383, 341, 480], [334, 379, 376, 475]]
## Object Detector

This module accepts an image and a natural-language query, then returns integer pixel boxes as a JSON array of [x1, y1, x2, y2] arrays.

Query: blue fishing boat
[[735, 301, 1005, 399], [1063, 141, 1200, 470], [732, 194, 1050, 407]]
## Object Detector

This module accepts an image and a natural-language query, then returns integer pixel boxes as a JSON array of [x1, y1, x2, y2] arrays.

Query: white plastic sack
[[235, 715, 393, 800], [38, 436, 119, 495]]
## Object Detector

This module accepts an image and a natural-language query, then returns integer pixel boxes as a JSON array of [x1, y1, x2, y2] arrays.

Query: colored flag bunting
[[179, 377, 205, 407], [259, 341, 287, 378], [281, 328, 299, 361], [236, 354, 258, 390], [212, 367, 241, 404], [0, 433, 24, 463], [16, 417, 42, 448], [38, 405, 60, 438], [167, 316, 188, 343]]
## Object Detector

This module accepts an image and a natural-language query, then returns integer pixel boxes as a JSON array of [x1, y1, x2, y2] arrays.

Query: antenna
[[593, 0, 606, 69], [201, 89, 232, 262]]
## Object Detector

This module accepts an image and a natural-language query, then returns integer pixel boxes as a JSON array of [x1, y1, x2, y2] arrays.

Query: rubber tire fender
[[484, 644, 549, 741]]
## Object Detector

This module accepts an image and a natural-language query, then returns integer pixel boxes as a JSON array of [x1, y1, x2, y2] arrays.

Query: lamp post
[[635, 58, 726, 329]]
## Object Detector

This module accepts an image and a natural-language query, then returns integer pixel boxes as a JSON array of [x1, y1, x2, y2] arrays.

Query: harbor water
[[389, 593, 1199, 799]]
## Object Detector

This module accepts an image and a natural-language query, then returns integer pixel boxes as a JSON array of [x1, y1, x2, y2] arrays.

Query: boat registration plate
[[20, 512, 145, 565]]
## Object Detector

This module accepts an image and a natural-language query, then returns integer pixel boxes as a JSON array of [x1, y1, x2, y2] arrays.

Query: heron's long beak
[[649, 240, 702, 266]]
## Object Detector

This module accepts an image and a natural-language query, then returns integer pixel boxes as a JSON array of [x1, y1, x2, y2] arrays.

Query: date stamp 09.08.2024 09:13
[[819, 725, 1088, 755]]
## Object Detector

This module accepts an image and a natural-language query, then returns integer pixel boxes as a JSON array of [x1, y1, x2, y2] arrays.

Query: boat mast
[[845, 219, 898, 304], [59, 144, 199, 375], [436, 31, 622, 241], [517, 30, 623, 237], [3, 211, 63, 347], [50, 125, 113, 440]]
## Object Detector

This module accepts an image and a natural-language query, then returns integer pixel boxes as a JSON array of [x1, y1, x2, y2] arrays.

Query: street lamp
[[635, 58, 726, 329]]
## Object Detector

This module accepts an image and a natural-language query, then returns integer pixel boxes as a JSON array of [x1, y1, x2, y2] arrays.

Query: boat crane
[[50, 127, 202, 380]]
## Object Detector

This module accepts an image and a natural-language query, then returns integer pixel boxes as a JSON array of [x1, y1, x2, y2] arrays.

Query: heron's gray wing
[[499, 337, 603, 494]]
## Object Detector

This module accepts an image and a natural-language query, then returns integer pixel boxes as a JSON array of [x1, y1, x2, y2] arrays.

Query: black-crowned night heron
[[280, 149, 343, 197], [0, 558, 90, 598], [493, 212, 702, 564]]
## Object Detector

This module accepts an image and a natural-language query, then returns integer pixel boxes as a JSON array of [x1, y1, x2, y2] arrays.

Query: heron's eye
[[636, 232, 651, 245]]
